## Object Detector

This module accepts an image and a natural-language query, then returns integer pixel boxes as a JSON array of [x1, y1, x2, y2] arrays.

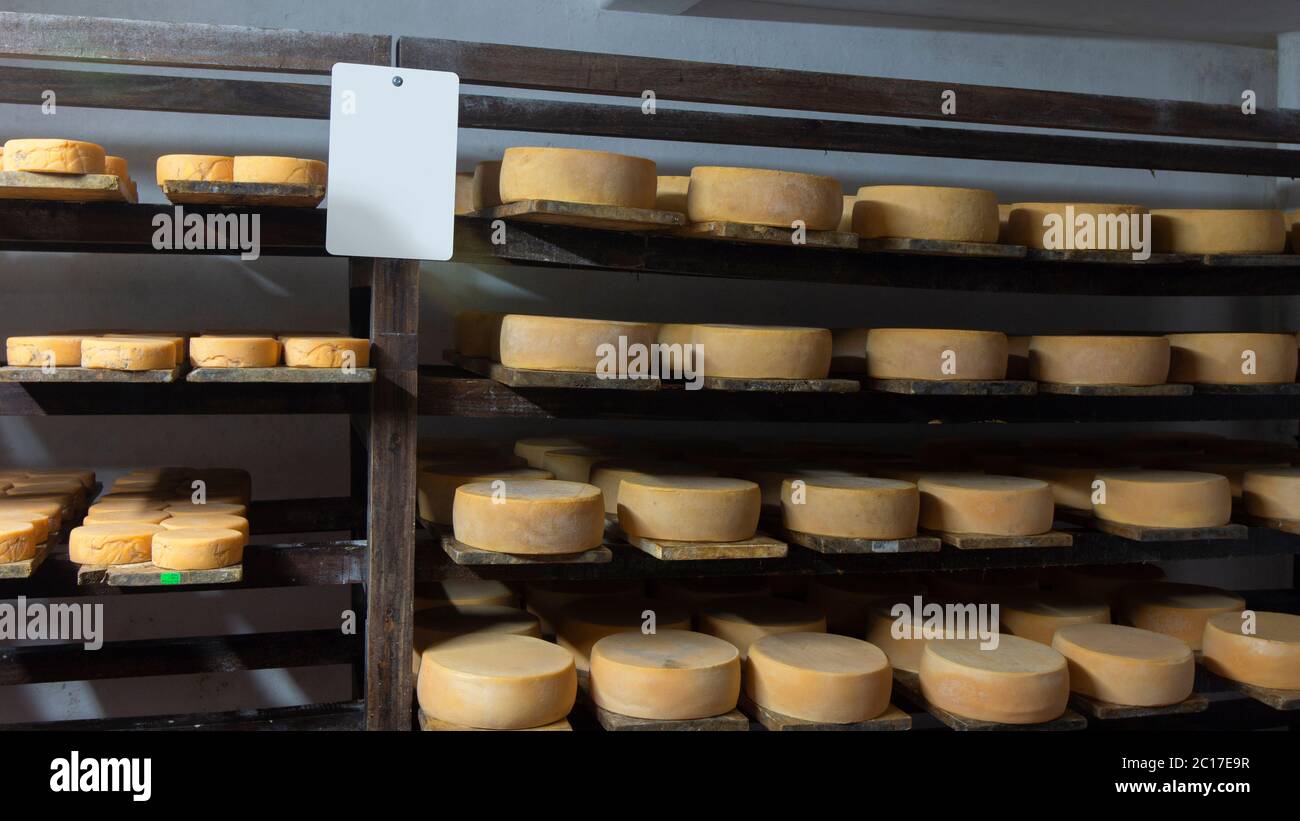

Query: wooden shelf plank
[[76, 561, 243, 587], [0, 171, 132, 203], [439, 530, 612, 566], [0, 380, 364, 415], [739, 693, 911, 731], [867, 378, 1036, 396], [1037, 382, 1193, 397], [0, 365, 182, 383], [472, 200, 684, 231], [1068, 691, 1209, 721], [162, 180, 324, 208], [0, 701, 366, 731], [188, 367, 376, 384]]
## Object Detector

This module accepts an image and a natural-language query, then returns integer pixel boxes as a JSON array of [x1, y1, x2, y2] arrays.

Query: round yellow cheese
[[159, 513, 249, 538], [102, 333, 186, 362], [852, 185, 999, 242], [1167, 332, 1297, 385], [3, 139, 105, 174], [1151, 209, 1286, 254], [1117, 582, 1246, 649], [864, 599, 963, 673], [866, 328, 1008, 381], [523, 580, 643, 633], [69, 523, 161, 565], [165, 502, 247, 517], [0, 511, 48, 544], [454, 171, 474, 214], [281, 337, 370, 368], [87, 498, 168, 515], [1201, 610, 1300, 690], [780, 476, 918, 539], [554, 595, 691, 671], [416, 580, 517, 611], [232, 155, 326, 185], [741, 464, 857, 508], [996, 591, 1110, 645], [1042, 563, 1165, 604], [1092, 469, 1231, 528], [26, 468, 95, 488], [1052, 623, 1194, 706], [692, 324, 832, 380], [452, 479, 604, 554], [837, 195, 856, 233], [746, 632, 893, 723], [412, 605, 541, 685], [589, 629, 741, 719], [104, 155, 129, 178], [589, 461, 717, 514], [84, 510, 171, 526], [1028, 335, 1170, 386], [499, 147, 656, 208], [697, 596, 827, 659], [1006, 203, 1147, 249], [151, 527, 244, 570], [687, 166, 841, 230], [513, 437, 583, 469], [806, 573, 926, 635], [1174, 457, 1288, 498], [541, 448, 612, 483], [189, 336, 280, 368], [616, 475, 760, 542], [1242, 467, 1300, 520], [453, 310, 504, 360], [5, 335, 84, 367], [0, 500, 62, 533], [416, 634, 576, 730], [1017, 455, 1136, 511], [471, 160, 503, 210], [656, 323, 694, 348], [417, 463, 551, 524], [81, 337, 176, 370], [917, 474, 1054, 536], [655, 175, 690, 213], [156, 154, 233, 184], [919, 634, 1070, 723], [0, 520, 37, 564], [498, 315, 658, 373]]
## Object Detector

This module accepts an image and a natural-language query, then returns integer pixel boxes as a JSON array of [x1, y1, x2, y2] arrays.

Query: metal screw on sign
[[392, 76, 403, 87]]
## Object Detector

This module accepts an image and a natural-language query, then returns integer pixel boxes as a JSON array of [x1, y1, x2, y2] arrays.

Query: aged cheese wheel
[[746, 632, 893, 723], [412, 605, 542, 684], [0, 521, 37, 564], [617, 475, 760, 542], [697, 597, 826, 659], [232, 156, 326, 185], [692, 324, 832, 380], [830, 327, 868, 373], [655, 175, 690, 212], [84, 510, 171, 526], [852, 185, 999, 242], [417, 463, 551, 524], [25, 467, 95, 489], [554, 595, 691, 670], [453, 310, 504, 360], [159, 513, 249, 538], [87, 499, 167, 516], [165, 502, 247, 517], [0, 511, 48, 544], [189, 336, 280, 368], [590, 461, 716, 515], [1017, 455, 1135, 511], [81, 337, 176, 370], [780, 476, 918, 539], [417, 634, 576, 730], [1028, 335, 1170, 386], [1242, 467, 1300, 520], [1052, 623, 1194, 706], [807, 573, 926, 635], [864, 599, 964, 673], [1167, 332, 1297, 385], [471, 160, 503, 210], [102, 333, 186, 363], [1042, 563, 1165, 604], [541, 448, 612, 483], [656, 323, 695, 349], [1117, 582, 1246, 649], [866, 328, 1008, 381], [104, 155, 128, 179], [1092, 469, 1231, 528], [589, 629, 741, 719], [523, 580, 643, 633], [499, 147, 655, 208], [5, 335, 84, 367], [650, 577, 771, 610], [837, 195, 857, 232], [416, 579, 516, 611], [454, 171, 474, 214], [917, 474, 1054, 536], [69, 523, 161, 565], [3, 139, 106, 174], [1175, 458, 1288, 498], [996, 590, 1110, 645], [156, 154, 233, 184], [151, 527, 244, 570], [687, 166, 842, 230], [1151, 209, 1286, 254], [499, 315, 658, 374], [282, 337, 370, 368], [513, 437, 583, 469], [919, 635, 1070, 723], [740, 464, 856, 508], [1202, 611, 1300, 690], [1006, 203, 1147, 249], [0, 500, 61, 534], [453, 479, 604, 555]]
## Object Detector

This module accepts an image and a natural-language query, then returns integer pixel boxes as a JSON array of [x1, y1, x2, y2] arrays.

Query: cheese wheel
[[282, 337, 370, 368], [156, 154, 233, 184], [104, 155, 128, 179], [498, 315, 658, 374], [471, 160, 503, 210], [1117, 582, 1246, 649], [830, 327, 868, 374], [416, 580, 517, 611], [1242, 467, 1300, 520], [1028, 335, 1170, 386], [0, 500, 62, 533], [69, 523, 161, 565], [866, 328, 1008, 381], [917, 474, 1054, 536], [919, 635, 1070, 723], [806, 573, 926, 635], [554, 595, 691, 671], [159, 513, 249, 538], [780, 476, 918, 539], [865, 599, 966, 673], [1167, 332, 1297, 385], [417, 634, 576, 730], [1173, 457, 1288, 498], [746, 632, 893, 723], [687, 166, 841, 230], [1042, 563, 1165, 604], [1151, 209, 1286, 254], [697, 596, 827, 659], [84, 510, 171, 526], [232, 156, 326, 185], [540, 448, 612, 483], [589, 629, 741, 719], [692, 324, 832, 380], [412, 605, 542, 684], [0, 521, 37, 564], [189, 336, 280, 368], [617, 476, 760, 542], [5, 335, 84, 367], [452, 479, 604, 554], [513, 437, 583, 469], [1006, 203, 1147, 249], [650, 577, 772, 610], [81, 337, 176, 370], [452, 310, 504, 360], [1052, 623, 1194, 706], [165, 502, 247, 517], [453, 171, 474, 215], [87, 498, 168, 515], [0, 510, 48, 544], [499, 147, 655, 208], [26, 468, 95, 489], [837, 195, 856, 233], [996, 591, 1110, 645], [655, 175, 690, 212], [853, 185, 999, 242], [1202, 611, 1300, 690], [417, 463, 551, 524], [523, 580, 643, 634], [151, 527, 244, 570], [741, 465, 857, 508], [589, 461, 716, 514], [1017, 455, 1135, 511], [1092, 469, 1231, 528], [3, 139, 106, 174], [102, 333, 187, 363], [656, 323, 694, 348]]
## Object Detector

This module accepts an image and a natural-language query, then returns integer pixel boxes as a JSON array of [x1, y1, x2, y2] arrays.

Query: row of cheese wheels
[[0, 466, 100, 562], [453, 147, 1300, 254], [2, 138, 139, 199], [4, 333, 370, 370]]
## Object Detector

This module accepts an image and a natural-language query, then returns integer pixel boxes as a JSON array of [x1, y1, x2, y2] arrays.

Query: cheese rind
[[499, 147, 656, 208], [697, 596, 827, 658], [416, 634, 576, 730], [996, 591, 1110, 645], [84, 510, 171, 526], [1052, 623, 1194, 706], [541, 448, 612, 483], [1006, 202, 1147, 249], [746, 632, 893, 723], [416, 580, 517, 611], [0, 521, 37, 564], [0, 511, 48, 544], [159, 513, 248, 537], [156, 154, 233, 184], [554, 595, 691, 671], [687, 166, 842, 230], [189, 336, 280, 368], [1242, 467, 1300, 521], [3, 139, 106, 174], [232, 156, 326, 185], [281, 337, 370, 368], [498, 315, 659, 374], [616, 475, 761, 542], [452, 479, 605, 555], [1167, 332, 1297, 385], [1151, 209, 1286, 254], [590, 461, 717, 514], [866, 328, 1008, 381], [412, 605, 542, 684], [780, 476, 918, 539], [1116, 582, 1246, 650], [513, 437, 583, 469], [81, 337, 176, 370], [417, 463, 551, 524], [692, 324, 832, 380], [454, 172, 474, 215], [589, 629, 741, 719], [852, 185, 999, 242], [1201, 611, 1300, 690], [151, 527, 245, 570], [68, 523, 161, 565], [1028, 335, 1170, 386], [0, 500, 62, 533], [1092, 469, 1231, 528], [471, 160, 503, 210], [164, 502, 247, 517], [919, 635, 1070, 724], [5, 335, 84, 367], [655, 175, 690, 213], [917, 474, 1054, 536]]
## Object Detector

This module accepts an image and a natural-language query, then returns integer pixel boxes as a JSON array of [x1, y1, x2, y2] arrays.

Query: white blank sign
[[326, 63, 459, 260]]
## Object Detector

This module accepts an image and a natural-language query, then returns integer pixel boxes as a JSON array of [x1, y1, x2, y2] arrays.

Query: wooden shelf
[[0, 379, 366, 415], [0, 701, 366, 732], [188, 367, 376, 384]]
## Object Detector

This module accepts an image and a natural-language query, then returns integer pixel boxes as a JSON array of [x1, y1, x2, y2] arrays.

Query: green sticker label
[[159, 572, 182, 585]]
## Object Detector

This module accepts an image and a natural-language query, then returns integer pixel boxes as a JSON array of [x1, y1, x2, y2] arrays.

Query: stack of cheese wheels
[[513, 437, 582, 469], [452, 310, 505, 360], [1052, 623, 1195, 706], [189, 335, 281, 368], [852, 185, 999, 242], [616, 475, 760, 542], [837, 195, 857, 232], [1017, 454, 1134, 511], [553, 595, 691, 670], [693, 324, 832, 380], [651, 577, 771, 610], [1167, 332, 1297, 385], [454, 171, 475, 214], [452, 479, 604, 555], [830, 328, 869, 374], [411, 604, 541, 684], [1092, 469, 1231, 528], [655, 175, 690, 213], [1006, 335, 1030, 379], [156, 154, 234, 183], [686, 166, 841, 230], [5, 335, 85, 367], [232, 156, 327, 185], [589, 461, 717, 515], [150, 527, 244, 570], [1242, 467, 1300, 522], [497, 315, 659, 374], [499, 147, 656, 208], [1005, 203, 1147, 249], [589, 629, 741, 720], [282, 336, 370, 368], [866, 328, 1008, 381], [919, 634, 1070, 724], [523, 580, 643, 634], [806, 573, 926, 635], [1028, 335, 1170, 386], [916, 474, 1055, 536], [696, 596, 827, 659], [416, 462, 551, 524], [746, 632, 893, 723], [472, 160, 503, 210], [0, 520, 38, 564], [1042, 563, 1165, 604], [0, 501, 59, 544], [3, 139, 106, 173], [995, 590, 1110, 645], [1151, 209, 1286, 254], [780, 476, 919, 540], [541, 448, 614, 483], [69, 523, 162, 566], [81, 337, 176, 371], [865, 597, 962, 673], [1202, 611, 1300, 690], [417, 634, 576, 730], [1116, 582, 1246, 650], [416, 579, 517, 611]]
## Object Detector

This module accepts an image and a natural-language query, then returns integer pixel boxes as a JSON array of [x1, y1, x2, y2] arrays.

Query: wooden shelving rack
[[1, 11, 1298, 731]]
